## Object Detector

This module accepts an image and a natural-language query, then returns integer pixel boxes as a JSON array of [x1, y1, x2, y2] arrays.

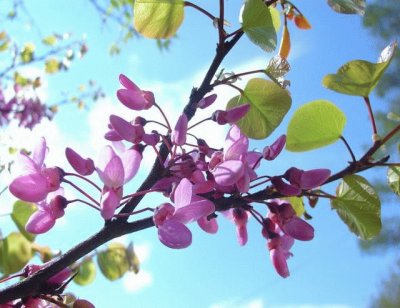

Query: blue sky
[[0, 1, 398, 307]]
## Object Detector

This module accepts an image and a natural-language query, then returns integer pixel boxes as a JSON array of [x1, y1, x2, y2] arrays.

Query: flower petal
[[32, 137, 47, 167], [109, 115, 137, 142], [197, 216, 218, 234], [119, 74, 140, 91], [213, 160, 244, 186], [25, 210, 56, 234], [102, 156, 124, 188], [283, 217, 314, 241], [174, 178, 193, 208], [120, 149, 141, 183], [263, 135, 286, 161], [117, 89, 148, 110], [100, 188, 120, 219], [65, 148, 94, 176], [270, 248, 290, 278], [9, 173, 49, 202], [300, 168, 331, 190], [271, 177, 301, 196], [158, 219, 192, 249], [171, 113, 188, 146], [173, 199, 214, 224]]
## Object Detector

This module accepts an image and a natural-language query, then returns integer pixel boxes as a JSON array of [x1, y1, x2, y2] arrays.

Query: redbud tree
[[0, 0, 399, 306]]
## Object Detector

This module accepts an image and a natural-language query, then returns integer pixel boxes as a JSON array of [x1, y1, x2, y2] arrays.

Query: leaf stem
[[340, 136, 357, 163], [363, 96, 378, 137]]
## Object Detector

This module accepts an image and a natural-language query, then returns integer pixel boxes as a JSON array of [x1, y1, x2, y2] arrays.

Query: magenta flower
[[263, 135, 286, 160], [96, 146, 142, 219], [171, 113, 188, 146], [25, 189, 67, 234], [212, 104, 250, 125], [116, 74, 155, 110], [9, 137, 63, 202], [272, 167, 331, 196], [223, 208, 249, 246], [268, 235, 294, 278], [198, 94, 217, 109], [106, 114, 145, 144], [65, 148, 95, 176], [153, 178, 215, 249], [24, 263, 71, 286], [210, 125, 261, 193]]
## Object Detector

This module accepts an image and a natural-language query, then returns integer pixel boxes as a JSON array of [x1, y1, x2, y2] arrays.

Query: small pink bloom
[[116, 74, 155, 110], [109, 114, 144, 144], [198, 94, 217, 109], [25, 190, 67, 234], [9, 137, 63, 202], [172, 113, 188, 146], [263, 135, 286, 161], [65, 148, 95, 176], [212, 104, 250, 125], [154, 178, 215, 249]]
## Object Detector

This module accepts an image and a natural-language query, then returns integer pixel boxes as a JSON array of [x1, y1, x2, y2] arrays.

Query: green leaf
[[226, 78, 291, 139], [14, 72, 30, 86], [286, 100, 346, 152], [11, 201, 37, 242], [45, 58, 60, 74], [0, 232, 33, 275], [97, 243, 129, 281], [331, 175, 381, 240], [327, 0, 366, 16], [322, 42, 397, 96], [284, 197, 305, 216], [241, 0, 281, 52], [387, 166, 400, 196], [134, 0, 184, 39], [42, 35, 57, 46], [74, 259, 96, 286], [20, 43, 35, 63]]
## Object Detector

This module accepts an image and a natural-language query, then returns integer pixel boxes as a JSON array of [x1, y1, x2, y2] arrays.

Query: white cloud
[[122, 269, 153, 293], [210, 298, 264, 308]]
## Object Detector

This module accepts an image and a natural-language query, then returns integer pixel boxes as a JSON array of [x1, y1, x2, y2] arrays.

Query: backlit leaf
[[322, 42, 397, 96], [42, 35, 57, 46], [74, 259, 96, 286], [226, 78, 291, 139], [331, 175, 381, 240], [97, 243, 129, 281], [387, 166, 400, 196], [286, 100, 346, 151], [279, 26, 291, 59], [134, 0, 184, 39], [0, 232, 33, 275], [20, 43, 35, 63], [241, 0, 281, 52], [45, 58, 60, 74], [327, 0, 366, 16]]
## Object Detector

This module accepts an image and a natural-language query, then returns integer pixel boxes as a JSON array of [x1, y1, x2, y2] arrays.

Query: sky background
[[0, 1, 399, 307]]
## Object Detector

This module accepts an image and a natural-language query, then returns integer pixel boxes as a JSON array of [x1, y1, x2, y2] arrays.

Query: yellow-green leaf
[[20, 43, 35, 63], [134, 0, 184, 39], [387, 166, 400, 196], [97, 243, 129, 281], [331, 175, 381, 240], [286, 100, 346, 152], [45, 58, 60, 74], [226, 78, 291, 139], [74, 259, 96, 286], [0, 232, 33, 275]]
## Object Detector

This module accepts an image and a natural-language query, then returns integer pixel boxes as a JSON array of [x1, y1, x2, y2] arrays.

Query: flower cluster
[[9, 74, 331, 278]]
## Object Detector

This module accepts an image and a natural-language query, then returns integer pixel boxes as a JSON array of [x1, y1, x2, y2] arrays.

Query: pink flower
[[198, 94, 217, 109], [9, 137, 63, 202], [210, 125, 261, 193], [272, 167, 331, 196], [153, 178, 215, 249], [268, 235, 294, 278], [116, 74, 155, 110], [212, 104, 250, 125], [96, 146, 142, 219], [171, 113, 188, 146], [106, 114, 145, 144], [263, 135, 286, 160], [65, 148, 95, 176], [25, 189, 67, 234]]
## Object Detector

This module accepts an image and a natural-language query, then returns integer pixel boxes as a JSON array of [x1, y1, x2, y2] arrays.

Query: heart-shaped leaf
[[322, 42, 397, 96], [226, 78, 291, 139], [241, 0, 280, 52], [327, 0, 366, 16], [0, 232, 33, 275], [331, 175, 381, 240], [134, 0, 184, 39], [286, 100, 346, 151]]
